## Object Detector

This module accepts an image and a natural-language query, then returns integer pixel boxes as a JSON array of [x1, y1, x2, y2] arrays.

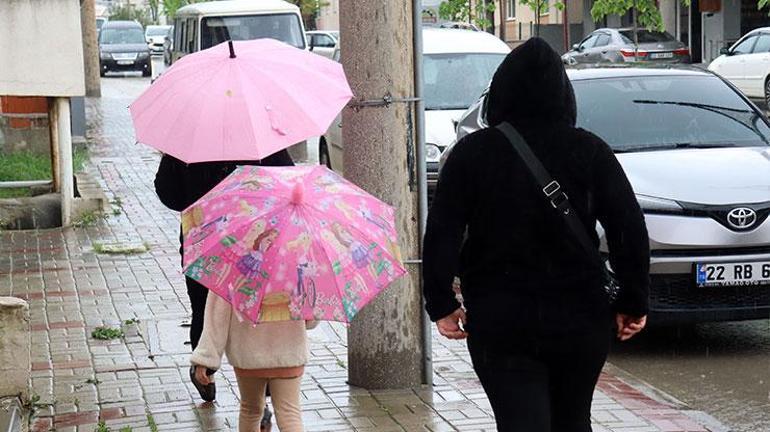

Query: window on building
[[506, 0, 516, 19]]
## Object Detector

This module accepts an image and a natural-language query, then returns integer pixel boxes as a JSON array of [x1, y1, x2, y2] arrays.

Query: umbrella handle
[[228, 40, 236, 59]]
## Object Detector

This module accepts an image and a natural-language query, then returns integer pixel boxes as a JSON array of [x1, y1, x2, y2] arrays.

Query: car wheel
[[319, 139, 331, 169], [100, 69, 106, 77], [764, 78, 770, 110]]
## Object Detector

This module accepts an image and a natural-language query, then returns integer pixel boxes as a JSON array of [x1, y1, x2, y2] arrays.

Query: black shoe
[[261, 405, 273, 431], [189, 366, 216, 402]]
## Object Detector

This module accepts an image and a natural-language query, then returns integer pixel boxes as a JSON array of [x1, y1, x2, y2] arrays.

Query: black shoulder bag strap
[[495, 122, 599, 261]]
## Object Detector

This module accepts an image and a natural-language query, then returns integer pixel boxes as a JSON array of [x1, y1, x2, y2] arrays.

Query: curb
[[604, 362, 732, 432]]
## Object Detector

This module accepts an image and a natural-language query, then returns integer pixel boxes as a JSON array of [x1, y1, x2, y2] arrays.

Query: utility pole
[[500, 0, 507, 42], [81, 0, 101, 97], [340, 0, 424, 389], [563, 0, 570, 52]]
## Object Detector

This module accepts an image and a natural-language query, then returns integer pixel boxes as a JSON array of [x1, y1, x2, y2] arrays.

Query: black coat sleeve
[[154, 154, 188, 212], [422, 137, 477, 321], [591, 136, 650, 317]]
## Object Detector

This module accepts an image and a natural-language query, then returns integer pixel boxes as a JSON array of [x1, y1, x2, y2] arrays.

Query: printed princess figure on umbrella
[[236, 228, 279, 280]]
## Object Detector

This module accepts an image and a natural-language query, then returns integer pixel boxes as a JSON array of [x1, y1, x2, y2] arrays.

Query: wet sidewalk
[[0, 76, 725, 432]]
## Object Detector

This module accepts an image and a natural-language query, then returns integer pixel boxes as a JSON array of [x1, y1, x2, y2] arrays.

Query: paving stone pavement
[[0, 75, 723, 432]]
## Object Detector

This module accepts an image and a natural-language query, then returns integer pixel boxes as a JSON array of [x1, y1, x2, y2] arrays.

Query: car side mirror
[[573, 43, 581, 51], [720, 47, 732, 56]]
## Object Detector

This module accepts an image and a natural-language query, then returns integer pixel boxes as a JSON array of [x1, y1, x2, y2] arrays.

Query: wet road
[[610, 320, 770, 432]]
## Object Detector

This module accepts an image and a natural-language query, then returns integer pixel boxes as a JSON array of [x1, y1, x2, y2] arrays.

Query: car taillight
[[673, 48, 690, 56], [620, 49, 648, 57]]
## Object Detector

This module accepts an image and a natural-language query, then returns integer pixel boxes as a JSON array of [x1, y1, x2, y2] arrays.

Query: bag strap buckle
[[543, 180, 561, 197]]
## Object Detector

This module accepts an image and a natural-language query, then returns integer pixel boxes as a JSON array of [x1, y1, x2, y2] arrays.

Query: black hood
[[486, 37, 576, 128]]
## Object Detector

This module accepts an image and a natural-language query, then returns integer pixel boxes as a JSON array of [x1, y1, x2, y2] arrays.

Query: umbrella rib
[[247, 205, 301, 323], [303, 203, 403, 267], [232, 61, 263, 160], [151, 61, 230, 161], [299, 205, 359, 323]]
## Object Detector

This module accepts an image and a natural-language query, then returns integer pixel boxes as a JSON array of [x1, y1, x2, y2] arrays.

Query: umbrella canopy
[[181, 165, 406, 323], [129, 39, 353, 163]]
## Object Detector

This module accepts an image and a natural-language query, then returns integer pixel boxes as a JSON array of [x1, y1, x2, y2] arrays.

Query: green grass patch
[[73, 210, 107, 228], [0, 149, 89, 198], [0, 148, 89, 182], [91, 326, 124, 340], [0, 151, 52, 181], [0, 188, 33, 198], [92, 241, 150, 255], [147, 413, 158, 432]]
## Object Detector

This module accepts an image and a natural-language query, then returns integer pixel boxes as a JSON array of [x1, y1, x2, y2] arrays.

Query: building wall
[[0, 0, 85, 97], [0, 97, 51, 154], [317, 0, 340, 31]]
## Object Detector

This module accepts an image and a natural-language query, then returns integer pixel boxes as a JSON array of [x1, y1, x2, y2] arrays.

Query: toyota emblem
[[727, 208, 757, 229]]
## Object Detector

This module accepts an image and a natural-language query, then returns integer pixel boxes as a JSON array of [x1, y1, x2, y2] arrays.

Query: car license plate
[[696, 262, 770, 287], [117, 60, 134, 65], [650, 52, 674, 59]]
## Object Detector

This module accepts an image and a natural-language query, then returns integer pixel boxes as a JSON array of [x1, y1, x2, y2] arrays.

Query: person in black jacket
[[423, 38, 650, 431], [154, 150, 292, 420]]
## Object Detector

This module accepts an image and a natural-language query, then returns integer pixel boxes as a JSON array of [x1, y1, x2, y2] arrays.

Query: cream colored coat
[[190, 294, 314, 371]]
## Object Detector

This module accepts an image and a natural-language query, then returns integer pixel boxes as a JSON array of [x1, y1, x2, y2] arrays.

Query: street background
[[1, 56, 760, 432]]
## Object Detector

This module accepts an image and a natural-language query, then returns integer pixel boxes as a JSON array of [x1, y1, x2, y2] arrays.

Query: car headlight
[[426, 143, 442, 163], [137, 51, 150, 59], [636, 194, 684, 214], [100, 52, 111, 60]]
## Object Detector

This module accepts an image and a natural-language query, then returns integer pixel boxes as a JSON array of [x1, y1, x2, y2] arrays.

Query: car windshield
[[619, 30, 675, 44], [424, 53, 506, 110], [146, 27, 169, 36], [100, 27, 146, 45], [201, 14, 305, 50], [574, 75, 770, 152]]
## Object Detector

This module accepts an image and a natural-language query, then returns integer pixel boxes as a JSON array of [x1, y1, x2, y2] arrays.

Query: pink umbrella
[[129, 39, 353, 163], [181, 165, 406, 323]]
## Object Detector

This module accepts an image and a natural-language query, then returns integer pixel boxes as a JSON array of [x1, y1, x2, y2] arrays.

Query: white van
[[171, 0, 307, 64]]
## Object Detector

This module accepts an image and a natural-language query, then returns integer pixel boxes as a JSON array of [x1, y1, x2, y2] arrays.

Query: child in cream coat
[[191, 293, 317, 432]]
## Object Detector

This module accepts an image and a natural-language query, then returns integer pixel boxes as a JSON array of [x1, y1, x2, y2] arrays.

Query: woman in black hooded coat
[[423, 38, 650, 431]]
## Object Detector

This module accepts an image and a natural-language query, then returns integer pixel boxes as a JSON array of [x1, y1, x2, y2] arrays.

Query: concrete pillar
[[0, 298, 30, 399], [81, 0, 101, 97], [340, 0, 424, 389], [50, 98, 73, 226]]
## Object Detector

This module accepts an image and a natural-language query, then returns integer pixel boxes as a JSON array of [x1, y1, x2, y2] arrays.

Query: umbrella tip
[[228, 40, 236, 59], [291, 181, 304, 205]]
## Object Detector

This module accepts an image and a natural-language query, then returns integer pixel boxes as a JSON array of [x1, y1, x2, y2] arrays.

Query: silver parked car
[[447, 66, 770, 324], [562, 28, 690, 65]]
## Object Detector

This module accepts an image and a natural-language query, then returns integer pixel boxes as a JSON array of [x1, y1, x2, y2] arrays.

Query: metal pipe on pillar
[[412, 0, 432, 387]]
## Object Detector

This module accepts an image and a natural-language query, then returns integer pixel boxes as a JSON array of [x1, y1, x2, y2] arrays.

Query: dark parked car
[[447, 66, 770, 325], [99, 20, 152, 77], [562, 28, 690, 65]]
